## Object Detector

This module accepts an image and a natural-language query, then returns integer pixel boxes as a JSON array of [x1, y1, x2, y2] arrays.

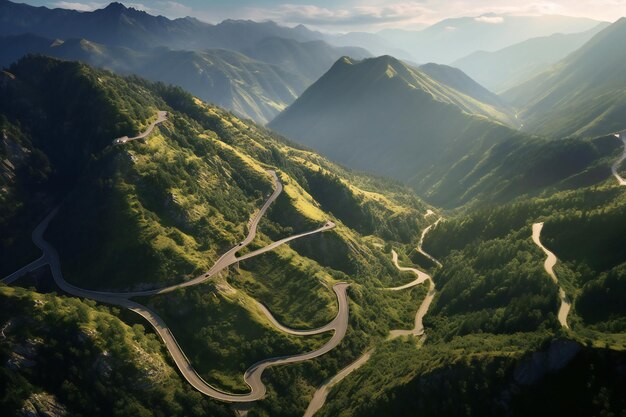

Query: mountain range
[[2, 53, 625, 417], [453, 22, 610, 93], [0, 33, 368, 124], [354, 14, 604, 63], [1, 2, 626, 416], [0, 0, 322, 50], [505, 17, 626, 138], [0, 0, 369, 123]]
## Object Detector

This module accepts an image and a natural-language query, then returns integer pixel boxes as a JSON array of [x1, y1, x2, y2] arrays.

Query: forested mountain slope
[[2, 53, 625, 417], [419, 62, 510, 111], [0, 285, 233, 417], [1, 55, 435, 416], [320, 161, 626, 417]]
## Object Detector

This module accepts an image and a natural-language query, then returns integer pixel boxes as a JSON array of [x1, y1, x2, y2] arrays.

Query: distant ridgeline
[[0, 0, 370, 124]]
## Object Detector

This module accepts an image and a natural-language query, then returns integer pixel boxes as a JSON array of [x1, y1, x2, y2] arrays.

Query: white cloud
[[127, 1, 193, 17], [53, 1, 103, 11], [474, 15, 504, 24], [161, 1, 193, 17], [242, 2, 432, 30]]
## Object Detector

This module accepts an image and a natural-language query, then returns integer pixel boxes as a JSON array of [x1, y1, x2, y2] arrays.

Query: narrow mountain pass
[[531, 222, 571, 329]]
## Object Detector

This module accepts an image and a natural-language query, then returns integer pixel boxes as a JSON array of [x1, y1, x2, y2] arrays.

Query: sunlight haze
[[15, 0, 626, 30]]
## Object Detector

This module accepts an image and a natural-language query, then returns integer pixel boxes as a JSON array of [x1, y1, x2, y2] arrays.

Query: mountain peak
[[372, 54, 402, 65], [102, 2, 127, 12]]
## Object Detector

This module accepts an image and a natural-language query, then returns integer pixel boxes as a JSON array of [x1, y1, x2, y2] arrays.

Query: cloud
[[474, 15, 504, 24], [160, 1, 193, 17], [53, 1, 104, 11], [244, 3, 432, 28]]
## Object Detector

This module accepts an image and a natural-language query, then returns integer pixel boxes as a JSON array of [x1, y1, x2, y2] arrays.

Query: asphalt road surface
[[385, 249, 429, 290]]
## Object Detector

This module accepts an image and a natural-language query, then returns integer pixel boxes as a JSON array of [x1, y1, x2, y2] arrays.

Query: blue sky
[[15, 0, 626, 31]]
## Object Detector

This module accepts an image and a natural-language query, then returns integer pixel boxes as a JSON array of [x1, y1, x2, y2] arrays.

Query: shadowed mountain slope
[[453, 23, 609, 93], [504, 18, 626, 138]]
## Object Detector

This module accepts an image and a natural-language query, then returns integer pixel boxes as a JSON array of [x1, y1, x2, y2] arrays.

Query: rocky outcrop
[[18, 392, 67, 417]]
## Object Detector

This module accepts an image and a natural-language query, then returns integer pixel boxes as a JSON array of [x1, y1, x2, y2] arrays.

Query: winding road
[[86, 170, 287, 297], [531, 222, 571, 329], [525, 131, 625, 330], [387, 248, 437, 339], [303, 350, 373, 417], [303, 216, 443, 416], [136, 282, 349, 402], [612, 131, 626, 186], [386, 217, 441, 338], [1, 179, 345, 402], [385, 250, 429, 290], [2, 118, 349, 402]]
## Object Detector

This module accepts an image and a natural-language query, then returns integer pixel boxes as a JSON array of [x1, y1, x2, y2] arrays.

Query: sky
[[17, 0, 626, 31]]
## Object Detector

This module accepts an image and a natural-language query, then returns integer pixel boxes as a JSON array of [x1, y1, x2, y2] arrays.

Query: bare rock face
[[18, 392, 67, 417], [6, 338, 41, 370], [513, 339, 581, 385]]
